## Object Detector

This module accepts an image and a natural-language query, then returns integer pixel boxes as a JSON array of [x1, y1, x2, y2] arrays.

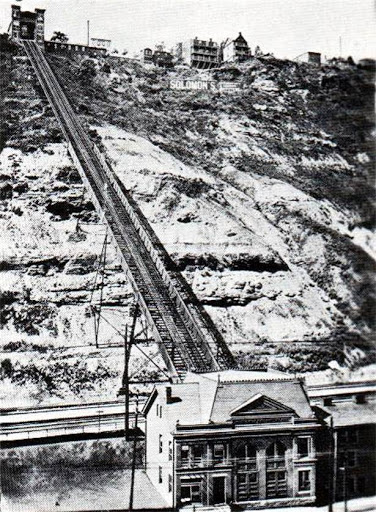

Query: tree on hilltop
[[51, 31, 69, 43]]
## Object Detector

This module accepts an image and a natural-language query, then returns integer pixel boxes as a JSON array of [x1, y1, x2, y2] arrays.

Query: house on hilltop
[[153, 49, 174, 68], [143, 370, 321, 510], [90, 37, 111, 51], [223, 32, 250, 63], [141, 48, 153, 64], [141, 47, 174, 67], [180, 37, 219, 69], [295, 51, 321, 65]]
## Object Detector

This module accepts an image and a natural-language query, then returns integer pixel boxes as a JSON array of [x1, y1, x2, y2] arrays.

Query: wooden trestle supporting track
[[23, 40, 234, 380]]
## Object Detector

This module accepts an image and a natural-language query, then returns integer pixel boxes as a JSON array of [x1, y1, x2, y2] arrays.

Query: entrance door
[[213, 476, 226, 504]]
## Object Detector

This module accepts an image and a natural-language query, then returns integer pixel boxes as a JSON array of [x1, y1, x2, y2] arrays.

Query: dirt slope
[[0, 43, 375, 404]]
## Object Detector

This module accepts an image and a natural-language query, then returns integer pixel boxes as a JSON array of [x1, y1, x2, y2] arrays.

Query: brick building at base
[[143, 370, 321, 510]]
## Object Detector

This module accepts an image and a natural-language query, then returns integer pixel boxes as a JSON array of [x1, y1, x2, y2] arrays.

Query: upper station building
[[11, 4, 45, 47], [10, 5, 107, 57], [223, 33, 250, 63], [143, 370, 321, 510]]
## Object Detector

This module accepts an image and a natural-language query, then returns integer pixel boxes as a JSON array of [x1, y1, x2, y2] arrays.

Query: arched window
[[235, 442, 257, 459], [266, 441, 286, 458], [247, 444, 257, 459]]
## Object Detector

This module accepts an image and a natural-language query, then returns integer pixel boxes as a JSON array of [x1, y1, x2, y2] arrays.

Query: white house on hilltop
[[223, 33, 250, 63]]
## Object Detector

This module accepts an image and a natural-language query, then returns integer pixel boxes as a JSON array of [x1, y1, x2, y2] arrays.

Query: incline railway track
[[23, 40, 234, 380]]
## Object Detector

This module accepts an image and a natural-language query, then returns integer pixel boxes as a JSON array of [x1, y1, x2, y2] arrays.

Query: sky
[[0, 0, 375, 60]]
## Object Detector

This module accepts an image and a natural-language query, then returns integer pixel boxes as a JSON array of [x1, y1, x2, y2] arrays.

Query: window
[[237, 471, 259, 501], [158, 466, 162, 484], [357, 476, 366, 494], [181, 445, 189, 461], [236, 442, 246, 459], [192, 444, 203, 460], [168, 441, 173, 461], [247, 445, 257, 459], [266, 441, 286, 458], [168, 474, 172, 493], [297, 437, 311, 458], [181, 485, 190, 501], [348, 476, 356, 494], [213, 443, 225, 461], [156, 404, 159, 416], [266, 470, 287, 498], [348, 428, 359, 444], [347, 450, 356, 467], [159, 434, 163, 454], [236, 442, 256, 458], [181, 480, 202, 504], [159, 405, 162, 418], [298, 470, 311, 492]]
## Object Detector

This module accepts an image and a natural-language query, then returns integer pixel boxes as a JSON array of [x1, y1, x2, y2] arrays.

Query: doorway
[[213, 476, 226, 504]]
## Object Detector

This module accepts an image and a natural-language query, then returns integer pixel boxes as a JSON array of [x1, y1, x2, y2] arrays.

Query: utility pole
[[328, 416, 334, 512], [97, 409, 102, 438], [124, 303, 140, 441], [93, 232, 108, 348], [339, 454, 348, 512], [129, 394, 139, 512], [339, 36, 342, 58], [87, 20, 90, 47], [343, 456, 348, 512]]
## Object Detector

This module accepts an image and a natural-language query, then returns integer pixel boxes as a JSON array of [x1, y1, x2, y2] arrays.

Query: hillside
[[0, 43, 375, 405]]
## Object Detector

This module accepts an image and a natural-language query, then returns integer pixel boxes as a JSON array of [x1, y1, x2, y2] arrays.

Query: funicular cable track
[[23, 40, 234, 379]]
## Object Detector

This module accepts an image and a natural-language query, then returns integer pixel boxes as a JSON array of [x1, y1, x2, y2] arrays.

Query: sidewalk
[[253, 496, 376, 512]]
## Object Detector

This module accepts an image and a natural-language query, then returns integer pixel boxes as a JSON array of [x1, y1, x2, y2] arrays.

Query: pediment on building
[[230, 393, 296, 417]]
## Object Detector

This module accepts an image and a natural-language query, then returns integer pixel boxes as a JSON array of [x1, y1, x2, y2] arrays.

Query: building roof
[[209, 379, 313, 422], [234, 32, 248, 44], [144, 370, 315, 427], [324, 401, 376, 427]]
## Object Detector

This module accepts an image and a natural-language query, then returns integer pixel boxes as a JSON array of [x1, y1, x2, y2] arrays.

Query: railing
[[192, 49, 218, 55], [180, 457, 205, 468], [192, 55, 218, 63], [179, 457, 230, 469], [92, 145, 223, 372], [235, 457, 258, 471], [266, 456, 286, 469], [192, 40, 218, 48]]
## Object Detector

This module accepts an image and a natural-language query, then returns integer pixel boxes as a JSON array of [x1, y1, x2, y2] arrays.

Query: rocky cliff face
[[0, 45, 374, 405]]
